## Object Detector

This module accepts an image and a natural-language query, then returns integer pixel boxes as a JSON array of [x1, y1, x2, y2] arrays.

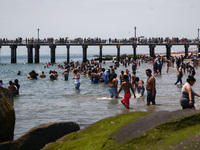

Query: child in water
[[73, 69, 80, 90], [135, 77, 145, 97]]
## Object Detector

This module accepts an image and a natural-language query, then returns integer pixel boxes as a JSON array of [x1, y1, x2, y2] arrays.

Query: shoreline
[[94, 50, 199, 58]]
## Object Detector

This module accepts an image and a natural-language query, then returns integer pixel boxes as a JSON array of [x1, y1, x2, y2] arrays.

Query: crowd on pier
[[0, 37, 199, 45]]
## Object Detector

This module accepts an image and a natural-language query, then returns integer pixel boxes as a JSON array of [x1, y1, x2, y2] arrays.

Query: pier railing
[[0, 38, 199, 46], [0, 37, 200, 64]]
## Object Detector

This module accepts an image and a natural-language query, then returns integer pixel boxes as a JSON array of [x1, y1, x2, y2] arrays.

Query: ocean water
[[1, 45, 200, 140]]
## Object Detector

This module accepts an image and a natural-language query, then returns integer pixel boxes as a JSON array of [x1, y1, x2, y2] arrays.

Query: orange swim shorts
[[121, 93, 131, 107]]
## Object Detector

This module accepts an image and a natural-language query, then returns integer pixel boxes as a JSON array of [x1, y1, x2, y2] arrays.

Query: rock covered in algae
[[0, 86, 15, 142]]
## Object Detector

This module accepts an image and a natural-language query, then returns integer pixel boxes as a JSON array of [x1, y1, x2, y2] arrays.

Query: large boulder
[[0, 86, 15, 142], [0, 122, 80, 150]]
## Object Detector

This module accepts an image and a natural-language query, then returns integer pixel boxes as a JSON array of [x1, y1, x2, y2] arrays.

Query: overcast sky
[[0, 0, 199, 39]]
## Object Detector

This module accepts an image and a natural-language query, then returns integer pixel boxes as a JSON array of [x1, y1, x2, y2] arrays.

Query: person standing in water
[[174, 69, 183, 85], [99, 68, 105, 82], [108, 73, 118, 98], [131, 71, 136, 89], [40, 71, 46, 78], [14, 79, 20, 95], [135, 77, 145, 97], [73, 69, 80, 90], [49, 70, 58, 80], [146, 69, 156, 105], [62, 66, 70, 81], [117, 75, 136, 109], [0, 80, 3, 86], [166, 61, 170, 73], [104, 69, 110, 84], [180, 76, 200, 109], [119, 70, 124, 85], [8, 81, 17, 96], [17, 71, 21, 75]]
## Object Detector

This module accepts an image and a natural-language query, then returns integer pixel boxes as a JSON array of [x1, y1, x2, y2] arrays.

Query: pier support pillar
[[10, 45, 17, 63], [198, 45, 200, 58], [149, 45, 156, 59], [166, 44, 172, 60], [99, 45, 103, 63], [82, 45, 88, 64], [34, 45, 40, 63], [132, 44, 137, 60], [50, 45, 56, 63], [66, 45, 70, 63], [116, 45, 120, 61], [184, 45, 189, 58], [27, 45, 33, 63]]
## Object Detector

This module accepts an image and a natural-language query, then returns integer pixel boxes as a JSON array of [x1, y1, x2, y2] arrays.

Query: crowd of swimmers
[[1, 53, 200, 110]]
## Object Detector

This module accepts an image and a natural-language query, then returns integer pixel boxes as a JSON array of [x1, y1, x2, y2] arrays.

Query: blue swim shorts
[[108, 87, 117, 97], [75, 83, 80, 90], [104, 80, 109, 84], [137, 86, 145, 95]]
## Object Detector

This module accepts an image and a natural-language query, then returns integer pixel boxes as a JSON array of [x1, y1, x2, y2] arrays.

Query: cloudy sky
[[0, 0, 199, 40]]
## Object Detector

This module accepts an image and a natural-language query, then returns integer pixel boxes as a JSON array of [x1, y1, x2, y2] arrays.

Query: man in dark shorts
[[146, 69, 156, 105]]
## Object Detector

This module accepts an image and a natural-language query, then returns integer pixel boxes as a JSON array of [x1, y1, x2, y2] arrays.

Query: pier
[[0, 38, 200, 63]]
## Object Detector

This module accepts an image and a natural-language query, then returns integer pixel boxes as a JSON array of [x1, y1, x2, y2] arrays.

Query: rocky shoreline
[[1, 86, 200, 150]]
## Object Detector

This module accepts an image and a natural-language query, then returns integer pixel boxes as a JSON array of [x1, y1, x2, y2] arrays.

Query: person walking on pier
[[146, 69, 156, 105]]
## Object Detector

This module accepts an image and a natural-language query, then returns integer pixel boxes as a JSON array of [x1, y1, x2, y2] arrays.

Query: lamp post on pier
[[37, 28, 40, 43], [134, 27, 137, 39], [198, 28, 199, 40]]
